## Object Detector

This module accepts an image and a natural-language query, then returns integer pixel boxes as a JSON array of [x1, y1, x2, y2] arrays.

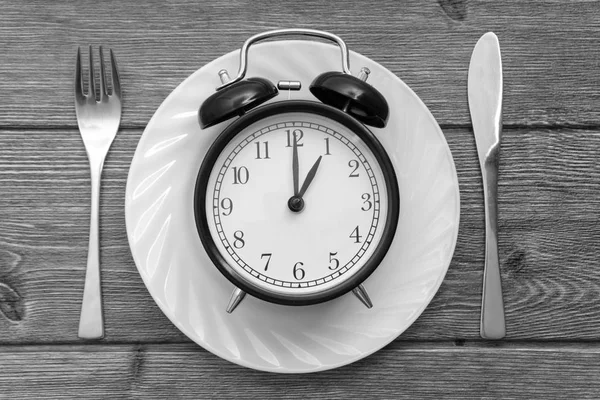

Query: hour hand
[[298, 156, 322, 198]]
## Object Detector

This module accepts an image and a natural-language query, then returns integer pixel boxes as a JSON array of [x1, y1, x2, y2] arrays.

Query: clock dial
[[196, 101, 399, 305]]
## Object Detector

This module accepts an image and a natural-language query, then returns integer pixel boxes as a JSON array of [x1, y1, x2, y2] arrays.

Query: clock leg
[[226, 287, 247, 313], [352, 284, 373, 309]]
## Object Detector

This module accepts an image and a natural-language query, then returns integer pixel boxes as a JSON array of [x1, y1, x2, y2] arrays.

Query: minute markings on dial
[[211, 120, 381, 288]]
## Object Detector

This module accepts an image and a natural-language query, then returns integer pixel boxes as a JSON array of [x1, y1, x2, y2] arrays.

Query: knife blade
[[468, 32, 506, 339]]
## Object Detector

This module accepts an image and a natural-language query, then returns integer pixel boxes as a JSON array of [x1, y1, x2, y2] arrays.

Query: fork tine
[[109, 49, 121, 98], [75, 47, 86, 100], [98, 46, 107, 100], [88, 45, 96, 100]]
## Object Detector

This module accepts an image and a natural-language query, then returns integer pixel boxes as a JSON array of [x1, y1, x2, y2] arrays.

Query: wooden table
[[1, 0, 599, 398]]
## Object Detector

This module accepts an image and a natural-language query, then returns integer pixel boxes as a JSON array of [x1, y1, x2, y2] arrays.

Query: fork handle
[[78, 161, 104, 339], [480, 156, 506, 339]]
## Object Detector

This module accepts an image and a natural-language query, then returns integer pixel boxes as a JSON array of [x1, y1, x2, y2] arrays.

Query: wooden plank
[[0, 127, 599, 342], [1, 342, 600, 398], [1, 0, 600, 127]]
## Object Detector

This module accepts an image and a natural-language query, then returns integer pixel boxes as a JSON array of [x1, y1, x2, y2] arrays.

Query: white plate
[[125, 41, 460, 373]]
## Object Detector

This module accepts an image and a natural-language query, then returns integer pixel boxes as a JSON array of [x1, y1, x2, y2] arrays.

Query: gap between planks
[[2, 124, 600, 132], [2, 340, 600, 353]]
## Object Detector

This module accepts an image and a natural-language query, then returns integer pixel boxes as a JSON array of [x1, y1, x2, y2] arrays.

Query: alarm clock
[[194, 29, 400, 313]]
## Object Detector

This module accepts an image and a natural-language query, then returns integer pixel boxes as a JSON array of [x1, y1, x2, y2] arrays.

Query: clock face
[[195, 101, 399, 305]]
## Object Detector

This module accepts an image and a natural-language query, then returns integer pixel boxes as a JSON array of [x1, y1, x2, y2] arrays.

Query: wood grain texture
[[1, 0, 600, 128], [2, 342, 600, 399], [0, 126, 599, 342]]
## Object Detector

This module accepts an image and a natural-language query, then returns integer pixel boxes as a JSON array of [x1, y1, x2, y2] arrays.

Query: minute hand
[[292, 136, 299, 196], [297, 156, 322, 198]]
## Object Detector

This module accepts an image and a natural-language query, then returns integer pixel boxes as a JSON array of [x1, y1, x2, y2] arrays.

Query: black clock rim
[[194, 100, 400, 306]]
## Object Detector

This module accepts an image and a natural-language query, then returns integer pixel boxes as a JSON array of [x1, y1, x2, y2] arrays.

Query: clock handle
[[217, 28, 352, 91]]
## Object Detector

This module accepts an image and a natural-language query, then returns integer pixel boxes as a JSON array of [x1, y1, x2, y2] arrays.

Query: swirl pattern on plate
[[125, 41, 460, 373]]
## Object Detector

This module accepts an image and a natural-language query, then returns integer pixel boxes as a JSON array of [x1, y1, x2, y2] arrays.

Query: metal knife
[[468, 32, 506, 339]]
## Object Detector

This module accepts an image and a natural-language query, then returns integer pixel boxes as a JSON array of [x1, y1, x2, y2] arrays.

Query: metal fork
[[75, 46, 122, 339]]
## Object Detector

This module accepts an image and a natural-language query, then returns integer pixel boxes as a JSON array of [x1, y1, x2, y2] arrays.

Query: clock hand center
[[287, 196, 305, 213]]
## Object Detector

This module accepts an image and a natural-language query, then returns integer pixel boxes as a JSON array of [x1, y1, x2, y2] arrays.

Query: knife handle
[[480, 149, 506, 339]]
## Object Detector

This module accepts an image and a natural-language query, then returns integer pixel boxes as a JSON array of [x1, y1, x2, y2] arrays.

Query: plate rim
[[124, 40, 461, 373]]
